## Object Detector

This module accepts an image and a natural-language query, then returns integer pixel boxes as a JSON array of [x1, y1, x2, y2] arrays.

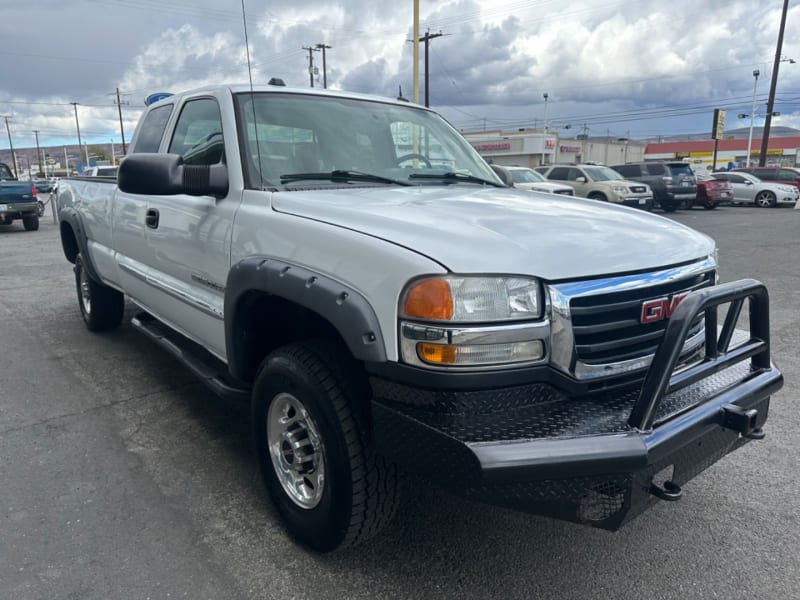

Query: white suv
[[537, 164, 653, 210]]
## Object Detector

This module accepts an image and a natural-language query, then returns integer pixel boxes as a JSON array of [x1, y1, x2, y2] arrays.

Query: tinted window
[[644, 163, 667, 176], [753, 168, 777, 180], [666, 164, 692, 176], [169, 98, 224, 165], [0, 163, 13, 179], [614, 164, 639, 177], [548, 167, 570, 180], [131, 104, 173, 153], [510, 169, 546, 183], [777, 169, 799, 181]]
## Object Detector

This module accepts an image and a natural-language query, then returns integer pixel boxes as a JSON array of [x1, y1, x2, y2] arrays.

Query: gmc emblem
[[640, 293, 689, 324]]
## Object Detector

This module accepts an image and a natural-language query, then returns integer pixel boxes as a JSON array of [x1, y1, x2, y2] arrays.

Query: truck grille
[[629, 185, 647, 193], [569, 272, 713, 364]]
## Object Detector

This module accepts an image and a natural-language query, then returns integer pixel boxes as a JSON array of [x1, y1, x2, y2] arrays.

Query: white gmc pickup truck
[[57, 83, 783, 552]]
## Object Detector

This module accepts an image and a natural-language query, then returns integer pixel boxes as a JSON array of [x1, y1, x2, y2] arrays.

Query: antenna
[[241, 0, 264, 188]]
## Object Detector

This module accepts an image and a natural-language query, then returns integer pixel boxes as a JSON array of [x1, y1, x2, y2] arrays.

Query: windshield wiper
[[408, 172, 505, 187], [280, 170, 412, 186]]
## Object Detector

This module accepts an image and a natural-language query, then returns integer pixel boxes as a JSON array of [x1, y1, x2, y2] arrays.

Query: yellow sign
[[711, 109, 726, 140], [689, 151, 713, 157], [749, 149, 783, 155]]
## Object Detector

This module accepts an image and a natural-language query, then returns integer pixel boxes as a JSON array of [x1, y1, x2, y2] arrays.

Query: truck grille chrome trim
[[549, 257, 716, 381]]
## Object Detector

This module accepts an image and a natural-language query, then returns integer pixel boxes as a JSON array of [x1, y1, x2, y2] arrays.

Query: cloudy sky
[[1, 0, 799, 154]]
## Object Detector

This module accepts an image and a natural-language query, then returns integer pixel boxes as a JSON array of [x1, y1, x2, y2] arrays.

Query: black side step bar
[[131, 313, 250, 403]]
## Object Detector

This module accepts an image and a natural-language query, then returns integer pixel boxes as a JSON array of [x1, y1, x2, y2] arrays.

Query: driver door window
[[168, 98, 225, 165]]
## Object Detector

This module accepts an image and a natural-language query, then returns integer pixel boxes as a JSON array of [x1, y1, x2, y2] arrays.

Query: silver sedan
[[711, 171, 800, 207]]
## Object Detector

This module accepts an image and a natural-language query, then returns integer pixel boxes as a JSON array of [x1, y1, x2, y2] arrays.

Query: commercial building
[[643, 137, 800, 171], [462, 130, 646, 167]]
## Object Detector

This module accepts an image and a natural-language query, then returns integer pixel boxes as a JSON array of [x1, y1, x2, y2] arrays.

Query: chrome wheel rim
[[266, 392, 325, 509], [79, 264, 91, 315], [755, 192, 772, 207]]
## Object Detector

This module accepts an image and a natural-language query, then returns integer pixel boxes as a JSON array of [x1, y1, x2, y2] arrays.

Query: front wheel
[[755, 190, 777, 208], [703, 202, 717, 210], [587, 192, 607, 202], [252, 341, 402, 552], [74, 253, 124, 331]]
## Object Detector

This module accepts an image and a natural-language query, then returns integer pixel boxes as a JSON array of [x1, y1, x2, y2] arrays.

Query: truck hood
[[271, 185, 715, 280]]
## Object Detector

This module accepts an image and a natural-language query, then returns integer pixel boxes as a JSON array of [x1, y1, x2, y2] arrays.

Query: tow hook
[[721, 404, 765, 439], [650, 480, 683, 502]]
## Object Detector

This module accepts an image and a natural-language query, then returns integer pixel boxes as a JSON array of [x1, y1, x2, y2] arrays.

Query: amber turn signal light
[[417, 342, 457, 365], [403, 278, 453, 320]]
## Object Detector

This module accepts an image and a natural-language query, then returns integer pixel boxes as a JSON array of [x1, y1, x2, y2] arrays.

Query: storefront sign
[[545, 139, 556, 149], [472, 142, 512, 152], [560, 145, 581, 153]]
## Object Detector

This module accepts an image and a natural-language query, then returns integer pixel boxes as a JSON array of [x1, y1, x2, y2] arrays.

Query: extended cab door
[[143, 95, 241, 359]]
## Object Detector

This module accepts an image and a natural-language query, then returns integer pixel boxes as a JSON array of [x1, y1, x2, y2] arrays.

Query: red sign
[[560, 145, 581, 153], [545, 139, 556, 149], [472, 142, 511, 152]]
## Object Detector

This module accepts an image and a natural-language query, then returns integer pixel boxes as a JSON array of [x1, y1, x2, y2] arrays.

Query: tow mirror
[[118, 154, 228, 199]]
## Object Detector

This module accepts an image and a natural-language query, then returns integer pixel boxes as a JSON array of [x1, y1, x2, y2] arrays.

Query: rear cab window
[[130, 104, 174, 153]]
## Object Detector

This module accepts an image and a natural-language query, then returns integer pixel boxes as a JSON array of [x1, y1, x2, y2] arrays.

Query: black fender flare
[[224, 257, 387, 381], [59, 206, 102, 282]]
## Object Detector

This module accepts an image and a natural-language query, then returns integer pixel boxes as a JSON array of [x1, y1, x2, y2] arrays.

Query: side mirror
[[575, 176, 587, 183], [745, 180, 753, 185], [490, 164, 513, 187], [118, 153, 228, 199]]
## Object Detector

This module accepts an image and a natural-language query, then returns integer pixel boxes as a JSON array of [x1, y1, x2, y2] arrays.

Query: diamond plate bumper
[[371, 279, 784, 530]]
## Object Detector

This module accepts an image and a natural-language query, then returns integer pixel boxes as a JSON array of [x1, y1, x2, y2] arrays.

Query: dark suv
[[611, 161, 696, 212], [733, 166, 800, 190]]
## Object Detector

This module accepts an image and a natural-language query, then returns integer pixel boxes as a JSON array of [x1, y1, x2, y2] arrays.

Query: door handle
[[145, 208, 159, 229]]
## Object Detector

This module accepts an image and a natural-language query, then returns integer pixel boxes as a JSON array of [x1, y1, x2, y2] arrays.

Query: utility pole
[[70, 102, 89, 166], [114, 88, 128, 155], [759, 0, 789, 167], [302, 46, 319, 88], [2, 115, 19, 176], [315, 43, 331, 89], [415, 30, 443, 107], [33, 129, 43, 177], [412, 0, 420, 104]]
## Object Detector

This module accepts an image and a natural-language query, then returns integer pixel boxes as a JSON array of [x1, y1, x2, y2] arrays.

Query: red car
[[694, 174, 733, 209]]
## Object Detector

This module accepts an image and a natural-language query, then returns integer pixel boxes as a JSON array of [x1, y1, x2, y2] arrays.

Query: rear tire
[[252, 340, 402, 552], [703, 202, 717, 210], [22, 215, 39, 231], [662, 201, 678, 212], [74, 253, 124, 331]]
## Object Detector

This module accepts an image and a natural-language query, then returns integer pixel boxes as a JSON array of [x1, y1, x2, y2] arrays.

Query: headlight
[[778, 185, 793, 192], [401, 276, 542, 322], [612, 186, 628, 193]]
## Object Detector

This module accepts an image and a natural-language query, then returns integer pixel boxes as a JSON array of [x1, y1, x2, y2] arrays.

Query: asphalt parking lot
[[1, 203, 798, 599]]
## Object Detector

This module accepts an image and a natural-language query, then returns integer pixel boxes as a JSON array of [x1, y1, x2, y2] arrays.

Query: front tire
[[252, 340, 401, 552], [22, 215, 39, 231], [755, 190, 777, 208], [703, 202, 717, 210], [74, 253, 124, 331], [587, 192, 607, 202]]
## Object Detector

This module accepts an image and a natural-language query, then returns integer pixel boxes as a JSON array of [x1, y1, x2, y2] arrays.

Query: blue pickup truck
[[0, 162, 39, 231]]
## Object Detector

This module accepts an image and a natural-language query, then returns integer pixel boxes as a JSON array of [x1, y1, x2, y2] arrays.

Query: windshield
[[584, 166, 624, 181], [235, 92, 500, 188], [510, 169, 546, 183]]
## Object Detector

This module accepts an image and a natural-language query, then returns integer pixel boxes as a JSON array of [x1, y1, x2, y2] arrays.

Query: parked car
[[82, 166, 118, 177], [0, 161, 40, 231], [711, 171, 800, 207], [536, 164, 653, 209], [733, 166, 800, 190], [610, 161, 696, 212], [491, 165, 575, 196], [694, 174, 733, 210], [32, 179, 53, 194]]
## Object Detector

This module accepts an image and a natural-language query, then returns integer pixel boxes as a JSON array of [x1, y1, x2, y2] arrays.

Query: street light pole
[[745, 70, 760, 168], [70, 102, 89, 166], [541, 93, 549, 166], [33, 129, 43, 176]]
